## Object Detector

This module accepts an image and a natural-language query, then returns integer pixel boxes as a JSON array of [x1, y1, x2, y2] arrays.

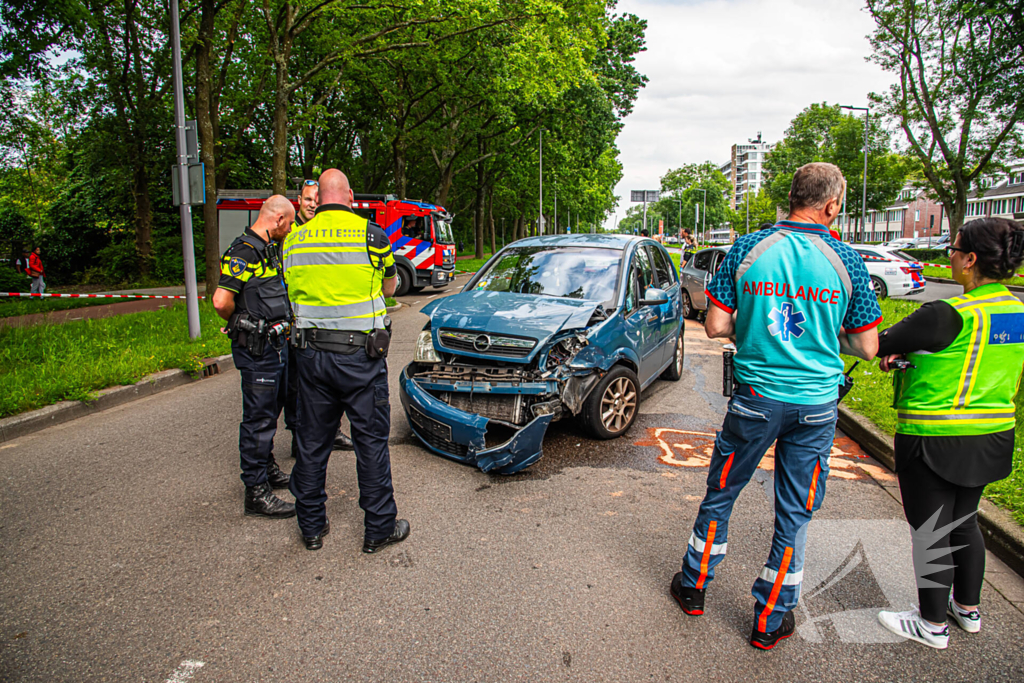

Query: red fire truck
[[216, 191, 456, 296]]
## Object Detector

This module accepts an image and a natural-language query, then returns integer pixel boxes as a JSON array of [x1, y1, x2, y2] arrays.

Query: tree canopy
[[0, 0, 646, 289]]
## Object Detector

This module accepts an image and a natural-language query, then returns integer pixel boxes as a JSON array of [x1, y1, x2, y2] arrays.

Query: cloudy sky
[[605, 0, 897, 227]]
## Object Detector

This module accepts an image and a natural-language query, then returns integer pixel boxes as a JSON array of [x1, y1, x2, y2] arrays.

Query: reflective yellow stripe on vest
[[895, 283, 1024, 436], [283, 208, 387, 331]]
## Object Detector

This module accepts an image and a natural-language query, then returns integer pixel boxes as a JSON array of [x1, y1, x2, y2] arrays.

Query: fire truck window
[[402, 217, 425, 239]]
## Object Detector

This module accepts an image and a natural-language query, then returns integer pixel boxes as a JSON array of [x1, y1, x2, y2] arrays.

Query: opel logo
[[473, 334, 491, 352]]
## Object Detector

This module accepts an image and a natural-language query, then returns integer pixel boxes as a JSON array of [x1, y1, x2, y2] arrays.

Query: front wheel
[[395, 264, 413, 297], [871, 275, 888, 299], [661, 331, 684, 381], [581, 365, 641, 439]]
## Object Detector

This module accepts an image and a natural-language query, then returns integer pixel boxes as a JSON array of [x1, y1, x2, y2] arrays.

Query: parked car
[[910, 234, 949, 248], [399, 234, 684, 474], [853, 245, 926, 298], [885, 237, 916, 249], [678, 246, 731, 319]]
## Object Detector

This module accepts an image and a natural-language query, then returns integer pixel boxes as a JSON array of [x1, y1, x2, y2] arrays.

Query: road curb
[[838, 404, 1024, 578], [925, 275, 1024, 293], [0, 354, 235, 443]]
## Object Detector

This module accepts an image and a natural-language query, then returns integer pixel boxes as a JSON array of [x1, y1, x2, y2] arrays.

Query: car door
[[647, 243, 680, 367], [624, 246, 662, 386], [683, 249, 713, 309]]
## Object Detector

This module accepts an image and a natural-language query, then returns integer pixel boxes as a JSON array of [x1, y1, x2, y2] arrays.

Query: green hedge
[[900, 248, 946, 262]]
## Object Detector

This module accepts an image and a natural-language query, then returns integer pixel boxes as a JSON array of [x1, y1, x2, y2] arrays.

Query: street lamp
[[840, 105, 870, 244], [538, 129, 544, 235], [691, 188, 707, 244]]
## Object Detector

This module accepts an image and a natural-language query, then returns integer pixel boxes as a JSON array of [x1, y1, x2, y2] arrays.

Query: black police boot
[[333, 430, 355, 451], [670, 572, 706, 616], [749, 605, 796, 650], [303, 519, 330, 551], [244, 482, 296, 518], [363, 519, 411, 554], [266, 458, 290, 489]]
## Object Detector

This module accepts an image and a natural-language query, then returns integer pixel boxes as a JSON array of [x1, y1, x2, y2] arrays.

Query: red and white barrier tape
[[1, 292, 199, 300]]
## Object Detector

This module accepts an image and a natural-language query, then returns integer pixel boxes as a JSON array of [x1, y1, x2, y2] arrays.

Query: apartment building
[[720, 133, 773, 210], [836, 164, 1024, 242]]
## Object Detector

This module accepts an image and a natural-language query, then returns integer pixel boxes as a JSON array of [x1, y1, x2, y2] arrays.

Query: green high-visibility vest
[[895, 283, 1024, 436], [283, 207, 393, 331]]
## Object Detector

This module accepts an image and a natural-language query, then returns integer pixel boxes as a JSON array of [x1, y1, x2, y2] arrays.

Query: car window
[[693, 250, 712, 271], [648, 244, 675, 287], [624, 267, 640, 314], [633, 246, 654, 292], [855, 249, 886, 262], [711, 251, 726, 274]]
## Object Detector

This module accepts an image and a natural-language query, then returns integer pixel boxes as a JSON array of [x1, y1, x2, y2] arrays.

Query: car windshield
[[473, 246, 622, 304], [433, 216, 455, 244]]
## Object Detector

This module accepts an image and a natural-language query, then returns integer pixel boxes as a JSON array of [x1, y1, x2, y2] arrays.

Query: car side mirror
[[640, 287, 669, 306]]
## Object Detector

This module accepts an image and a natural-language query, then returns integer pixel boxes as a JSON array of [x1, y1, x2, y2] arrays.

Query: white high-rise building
[[720, 133, 773, 210]]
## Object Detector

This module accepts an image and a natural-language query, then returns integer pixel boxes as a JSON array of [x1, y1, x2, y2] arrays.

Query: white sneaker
[[947, 598, 981, 633], [878, 607, 950, 649]]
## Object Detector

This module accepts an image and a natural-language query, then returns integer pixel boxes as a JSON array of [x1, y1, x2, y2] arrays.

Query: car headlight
[[415, 330, 442, 363]]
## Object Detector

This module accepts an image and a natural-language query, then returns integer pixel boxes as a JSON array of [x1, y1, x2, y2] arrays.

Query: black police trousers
[[232, 342, 287, 487], [289, 346, 397, 541], [283, 345, 299, 434]]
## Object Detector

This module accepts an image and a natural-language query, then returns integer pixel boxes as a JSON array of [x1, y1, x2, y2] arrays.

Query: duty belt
[[293, 327, 369, 354]]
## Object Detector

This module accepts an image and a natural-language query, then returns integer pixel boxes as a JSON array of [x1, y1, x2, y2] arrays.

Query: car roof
[[508, 233, 642, 250]]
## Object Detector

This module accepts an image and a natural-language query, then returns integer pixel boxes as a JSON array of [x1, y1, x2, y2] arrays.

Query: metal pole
[[538, 130, 543, 235], [861, 111, 869, 244], [745, 190, 750, 234], [643, 199, 647, 235], [554, 187, 557, 234], [702, 190, 707, 241], [170, 0, 200, 340]]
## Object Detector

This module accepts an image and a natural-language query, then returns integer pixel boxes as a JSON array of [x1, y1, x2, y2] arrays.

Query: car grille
[[446, 392, 525, 425], [438, 329, 536, 358], [409, 406, 467, 457]]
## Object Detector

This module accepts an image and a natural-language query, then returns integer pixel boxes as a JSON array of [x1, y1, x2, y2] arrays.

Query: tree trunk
[[196, 0, 219, 298], [130, 139, 151, 274], [393, 135, 407, 200], [271, 83, 290, 194]]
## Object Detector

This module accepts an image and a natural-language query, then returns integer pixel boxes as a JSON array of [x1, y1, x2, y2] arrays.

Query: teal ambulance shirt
[[705, 221, 882, 404]]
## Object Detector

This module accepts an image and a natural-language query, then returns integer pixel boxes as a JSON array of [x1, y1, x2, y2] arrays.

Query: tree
[[655, 162, 732, 237], [867, 0, 1024, 236], [763, 102, 912, 240]]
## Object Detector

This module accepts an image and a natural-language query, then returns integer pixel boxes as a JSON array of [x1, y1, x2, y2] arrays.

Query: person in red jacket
[[27, 246, 45, 294]]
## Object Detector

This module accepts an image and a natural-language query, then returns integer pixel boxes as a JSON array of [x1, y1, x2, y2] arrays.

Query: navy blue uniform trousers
[[289, 346, 397, 540], [681, 386, 836, 632], [232, 343, 288, 486]]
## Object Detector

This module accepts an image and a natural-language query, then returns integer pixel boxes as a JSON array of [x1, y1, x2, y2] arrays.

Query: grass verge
[[0, 297, 119, 319], [0, 301, 231, 418], [841, 297, 1024, 525]]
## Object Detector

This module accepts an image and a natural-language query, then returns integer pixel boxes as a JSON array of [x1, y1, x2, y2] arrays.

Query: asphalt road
[[2, 273, 1024, 682]]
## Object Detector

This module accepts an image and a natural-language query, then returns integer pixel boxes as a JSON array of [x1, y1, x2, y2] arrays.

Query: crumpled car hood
[[422, 291, 601, 362]]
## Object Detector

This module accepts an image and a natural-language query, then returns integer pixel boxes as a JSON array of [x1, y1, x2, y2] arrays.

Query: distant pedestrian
[[876, 217, 1024, 649], [27, 247, 45, 294], [13, 248, 30, 274]]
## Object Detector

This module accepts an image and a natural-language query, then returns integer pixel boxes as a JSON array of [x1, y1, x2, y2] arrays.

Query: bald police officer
[[285, 169, 410, 552], [213, 195, 297, 518]]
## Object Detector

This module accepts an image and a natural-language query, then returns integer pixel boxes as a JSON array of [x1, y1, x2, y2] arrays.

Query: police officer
[[669, 163, 881, 649], [284, 180, 356, 454], [284, 169, 410, 552], [213, 195, 296, 519]]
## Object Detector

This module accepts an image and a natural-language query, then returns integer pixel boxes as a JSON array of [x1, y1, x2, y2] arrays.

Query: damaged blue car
[[399, 233, 684, 474]]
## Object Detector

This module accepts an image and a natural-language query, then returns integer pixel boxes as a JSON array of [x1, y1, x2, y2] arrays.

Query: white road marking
[[427, 294, 438, 298], [165, 660, 204, 683]]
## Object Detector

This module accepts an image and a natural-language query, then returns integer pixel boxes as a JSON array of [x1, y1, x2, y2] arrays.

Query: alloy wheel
[[600, 376, 637, 434], [675, 336, 683, 375]]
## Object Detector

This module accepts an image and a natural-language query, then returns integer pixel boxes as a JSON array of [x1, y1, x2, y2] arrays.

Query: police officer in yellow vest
[[284, 169, 410, 552], [213, 195, 297, 519], [876, 217, 1024, 649]]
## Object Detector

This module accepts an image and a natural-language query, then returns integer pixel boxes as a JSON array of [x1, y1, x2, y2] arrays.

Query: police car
[[852, 245, 925, 298]]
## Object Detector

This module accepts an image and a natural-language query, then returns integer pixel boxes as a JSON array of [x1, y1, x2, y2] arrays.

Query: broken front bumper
[[398, 365, 554, 474]]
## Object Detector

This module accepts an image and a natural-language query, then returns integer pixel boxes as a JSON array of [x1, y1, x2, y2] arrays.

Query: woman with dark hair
[[876, 217, 1024, 649]]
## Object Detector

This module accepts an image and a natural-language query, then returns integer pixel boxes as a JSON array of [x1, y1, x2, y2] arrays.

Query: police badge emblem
[[229, 256, 247, 277]]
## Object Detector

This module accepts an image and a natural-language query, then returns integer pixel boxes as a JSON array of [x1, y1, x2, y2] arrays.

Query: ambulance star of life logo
[[768, 302, 806, 342]]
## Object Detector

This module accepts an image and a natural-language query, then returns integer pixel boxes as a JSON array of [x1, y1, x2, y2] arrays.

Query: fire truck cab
[[216, 190, 456, 297]]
